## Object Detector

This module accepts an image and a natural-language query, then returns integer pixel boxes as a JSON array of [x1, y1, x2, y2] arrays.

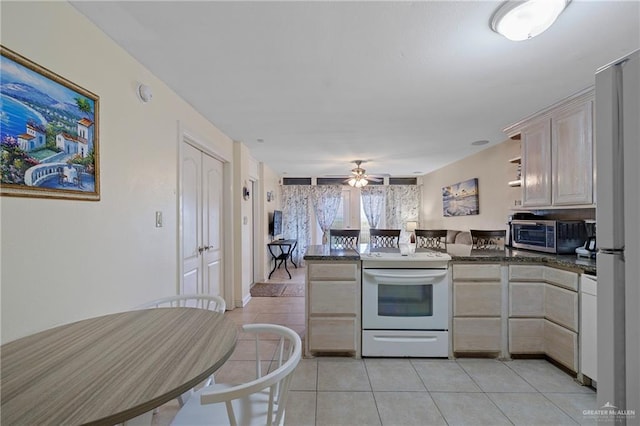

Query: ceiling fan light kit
[[491, 0, 570, 41], [348, 176, 369, 188], [345, 160, 382, 188]]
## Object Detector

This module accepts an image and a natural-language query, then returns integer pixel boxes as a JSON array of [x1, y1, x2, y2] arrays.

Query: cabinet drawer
[[544, 267, 578, 291], [454, 282, 502, 316], [509, 318, 545, 353], [309, 281, 358, 315], [308, 318, 357, 352], [509, 265, 544, 280], [453, 264, 501, 281], [509, 282, 545, 317], [308, 262, 358, 281], [544, 320, 578, 371], [453, 318, 501, 352], [545, 284, 578, 331]]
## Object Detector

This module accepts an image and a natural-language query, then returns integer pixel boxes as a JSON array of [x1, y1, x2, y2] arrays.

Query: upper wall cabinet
[[505, 89, 595, 208], [552, 100, 593, 205], [521, 119, 552, 206]]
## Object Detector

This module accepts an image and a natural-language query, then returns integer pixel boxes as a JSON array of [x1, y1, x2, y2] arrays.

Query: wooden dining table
[[0, 307, 238, 425]]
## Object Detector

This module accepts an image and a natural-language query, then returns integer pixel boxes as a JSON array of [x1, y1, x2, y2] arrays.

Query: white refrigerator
[[595, 49, 640, 419]]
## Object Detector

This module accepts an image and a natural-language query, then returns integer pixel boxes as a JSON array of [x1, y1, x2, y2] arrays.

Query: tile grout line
[[494, 359, 583, 425], [362, 359, 384, 425], [455, 359, 518, 425], [408, 359, 450, 425]]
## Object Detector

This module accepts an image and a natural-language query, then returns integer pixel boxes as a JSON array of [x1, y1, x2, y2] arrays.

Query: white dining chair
[[137, 294, 227, 408], [137, 294, 226, 313], [171, 323, 302, 426]]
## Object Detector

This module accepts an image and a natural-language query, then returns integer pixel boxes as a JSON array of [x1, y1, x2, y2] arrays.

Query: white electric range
[[361, 247, 452, 357]]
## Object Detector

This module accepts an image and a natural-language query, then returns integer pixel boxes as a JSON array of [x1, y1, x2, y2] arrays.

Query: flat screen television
[[269, 210, 283, 239]]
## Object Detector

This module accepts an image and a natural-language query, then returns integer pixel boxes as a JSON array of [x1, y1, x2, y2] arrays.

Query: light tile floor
[[154, 294, 598, 426]]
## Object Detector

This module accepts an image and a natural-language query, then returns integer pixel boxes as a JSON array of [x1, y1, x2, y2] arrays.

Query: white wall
[[232, 142, 255, 307], [0, 2, 235, 342], [420, 139, 521, 231], [261, 164, 281, 281]]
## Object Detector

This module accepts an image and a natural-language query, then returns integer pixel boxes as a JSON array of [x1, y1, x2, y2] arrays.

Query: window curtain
[[311, 185, 343, 244], [360, 186, 385, 229], [280, 185, 313, 265], [385, 185, 421, 242]]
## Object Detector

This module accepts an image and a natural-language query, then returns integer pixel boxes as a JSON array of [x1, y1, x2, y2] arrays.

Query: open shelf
[[508, 180, 522, 187], [509, 156, 522, 164]]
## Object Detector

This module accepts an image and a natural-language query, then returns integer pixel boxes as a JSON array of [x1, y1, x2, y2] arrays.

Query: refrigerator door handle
[[599, 248, 625, 254]]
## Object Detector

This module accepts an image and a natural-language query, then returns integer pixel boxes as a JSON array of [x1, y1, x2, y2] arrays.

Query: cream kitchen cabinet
[[508, 264, 580, 372], [521, 119, 552, 206], [452, 264, 505, 355], [552, 100, 594, 205], [305, 260, 361, 358], [505, 89, 594, 208]]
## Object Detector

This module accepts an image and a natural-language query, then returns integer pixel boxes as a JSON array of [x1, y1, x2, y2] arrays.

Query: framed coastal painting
[[0, 46, 100, 200], [442, 178, 479, 217]]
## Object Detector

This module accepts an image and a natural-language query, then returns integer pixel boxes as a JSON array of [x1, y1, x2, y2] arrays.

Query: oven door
[[362, 268, 449, 330]]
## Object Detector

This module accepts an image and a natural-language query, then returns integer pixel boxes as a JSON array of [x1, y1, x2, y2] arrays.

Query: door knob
[[205, 245, 214, 251], [198, 246, 205, 254]]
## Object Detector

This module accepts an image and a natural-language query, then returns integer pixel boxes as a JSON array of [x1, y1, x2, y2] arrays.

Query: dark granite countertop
[[304, 244, 361, 261], [304, 244, 596, 275], [450, 247, 597, 275]]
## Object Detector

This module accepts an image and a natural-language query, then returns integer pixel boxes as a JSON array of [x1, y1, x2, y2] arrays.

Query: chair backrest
[[138, 294, 226, 313], [200, 324, 301, 426], [329, 229, 360, 249], [470, 229, 506, 250], [415, 229, 448, 251], [369, 229, 401, 248]]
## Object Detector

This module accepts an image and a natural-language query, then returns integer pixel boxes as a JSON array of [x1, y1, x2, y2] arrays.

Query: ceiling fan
[[344, 160, 382, 188]]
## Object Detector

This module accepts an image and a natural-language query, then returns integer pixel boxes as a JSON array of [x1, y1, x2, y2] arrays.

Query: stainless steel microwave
[[510, 220, 586, 254]]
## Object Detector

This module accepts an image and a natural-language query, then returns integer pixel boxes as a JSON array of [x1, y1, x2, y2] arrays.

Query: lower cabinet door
[[453, 318, 501, 352], [309, 281, 357, 315], [544, 320, 578, 371], [545, 284, 579, 332], [309, 317, 356, 352], [509, 318, 545, 353], [454, 282, 502, 317]]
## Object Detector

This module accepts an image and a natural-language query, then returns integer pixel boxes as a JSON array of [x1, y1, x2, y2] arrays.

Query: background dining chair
[[329, 229, 360, 250], [138, 294, 226, 312], [369, 229, 401, 248], [171, 323, 302, 426], [415, 229, 448, 252], [470, 229, 507, 250], [137, 294, 226, 407]]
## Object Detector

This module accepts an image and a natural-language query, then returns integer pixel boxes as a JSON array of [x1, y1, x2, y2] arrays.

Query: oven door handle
[[363, 270, 448, 283]]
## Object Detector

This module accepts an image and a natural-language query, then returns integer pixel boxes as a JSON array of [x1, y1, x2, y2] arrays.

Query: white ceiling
[[71, 1, 639, 178]]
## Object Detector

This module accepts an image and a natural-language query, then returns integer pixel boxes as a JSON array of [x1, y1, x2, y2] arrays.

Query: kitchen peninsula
[[304, 244, 597, 384]]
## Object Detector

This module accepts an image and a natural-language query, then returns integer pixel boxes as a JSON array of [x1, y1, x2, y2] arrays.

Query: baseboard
[[235, 293, 252, 308]]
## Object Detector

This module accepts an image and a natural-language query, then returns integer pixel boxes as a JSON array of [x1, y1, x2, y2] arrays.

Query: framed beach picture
[[1, 46, 100, 201], [442, 178, 479, 217]]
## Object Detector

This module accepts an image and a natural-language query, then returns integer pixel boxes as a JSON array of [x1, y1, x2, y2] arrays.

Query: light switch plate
[[155, 211, 163, 227]]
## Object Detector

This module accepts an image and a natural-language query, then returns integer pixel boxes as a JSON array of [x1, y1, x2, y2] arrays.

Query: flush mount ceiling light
[[491, 0, 570, 41]]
